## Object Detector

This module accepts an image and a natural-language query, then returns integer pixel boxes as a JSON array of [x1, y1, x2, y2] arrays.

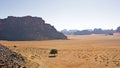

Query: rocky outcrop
[[0, 44, 26, 68], [0, 16, 67, 40], [116, 26, 120, 33]]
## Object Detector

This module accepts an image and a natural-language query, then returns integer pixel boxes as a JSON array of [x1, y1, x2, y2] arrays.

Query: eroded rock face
[[0, 16, 67, 40], [0, 44, 26, 68], [117, 26, 120, 33]]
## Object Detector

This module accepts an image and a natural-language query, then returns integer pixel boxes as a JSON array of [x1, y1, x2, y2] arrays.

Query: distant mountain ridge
[[0, 16, 67, 40], [61, 26, 120, 35]]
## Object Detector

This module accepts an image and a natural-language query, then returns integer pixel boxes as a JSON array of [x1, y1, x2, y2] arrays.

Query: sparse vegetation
[[49, 49, 58, 57], [1, 35, 120, 68], [13, 45, 17, 48]]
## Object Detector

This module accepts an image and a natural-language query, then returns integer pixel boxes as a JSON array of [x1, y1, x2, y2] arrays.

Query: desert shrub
[[49, 49, 58, 57], [13, 45, 17, 48]]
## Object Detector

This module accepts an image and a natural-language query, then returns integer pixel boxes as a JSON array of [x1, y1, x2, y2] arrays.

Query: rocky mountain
[[74, 28, 115, 35], [116, 26, 120, 33], [61, 29, 79, 35], [0, 44, 26, 68], [61, 28, 116, 35], [0, 16, 67, 40]]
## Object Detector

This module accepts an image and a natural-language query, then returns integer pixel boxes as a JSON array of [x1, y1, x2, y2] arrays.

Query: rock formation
[[0, 44, 26, 68], [0, 16, 67, 40], [116, 26, 120, 33]]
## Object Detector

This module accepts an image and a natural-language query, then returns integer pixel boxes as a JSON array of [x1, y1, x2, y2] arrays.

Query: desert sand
[[0, 34, 120, 68]]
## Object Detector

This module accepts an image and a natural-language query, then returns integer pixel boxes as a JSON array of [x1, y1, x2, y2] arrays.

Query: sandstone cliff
[[0, 16, 67, 40]]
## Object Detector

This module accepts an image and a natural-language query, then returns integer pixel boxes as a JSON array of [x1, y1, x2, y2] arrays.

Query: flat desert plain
[[0, 34, 120, 68]]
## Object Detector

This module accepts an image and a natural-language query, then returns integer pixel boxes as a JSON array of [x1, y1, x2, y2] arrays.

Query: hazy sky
[[0, 0, 120, 31]]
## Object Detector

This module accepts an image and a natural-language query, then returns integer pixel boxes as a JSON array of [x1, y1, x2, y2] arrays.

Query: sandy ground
[[0, 34, 120, 68]]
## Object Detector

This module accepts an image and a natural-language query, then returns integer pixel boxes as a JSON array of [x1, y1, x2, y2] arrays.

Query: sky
[[0, 0, 120, 31]]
